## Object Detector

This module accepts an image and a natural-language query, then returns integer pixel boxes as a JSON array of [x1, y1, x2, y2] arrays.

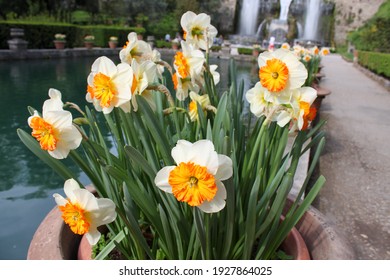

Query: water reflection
[[0, 54, 258, 259]]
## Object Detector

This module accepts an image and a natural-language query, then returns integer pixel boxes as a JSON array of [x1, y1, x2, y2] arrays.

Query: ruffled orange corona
[[59, 201, 90, 235], [92, 72, 117, 108], [259, 58, 289, 92], [174, 51, 190, 78], [169, 162, 217, 206], [30, 116, 58, 151]]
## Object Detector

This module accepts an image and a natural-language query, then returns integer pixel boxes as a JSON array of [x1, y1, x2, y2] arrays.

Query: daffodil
[[320, 47, 330, 56], [258, 49, 307, 94], [53, 179, 117, 245], [125, 59, 157, 112], [155, 140, 233, 213], [86, 56, 133, 114], [28, 89, 82, 159], [188, 91, 212, 122], [119, 32, 153, 65], [180, 11, 218, 50], [273, 87, 317, 130], [172, 72, 199, 101], [245, 82, 270, 118], [172, 41, 205, 100]]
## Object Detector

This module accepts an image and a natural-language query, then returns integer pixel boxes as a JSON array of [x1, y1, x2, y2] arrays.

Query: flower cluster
[[54, 33, 66, 41], [19, 11, 326, 259], [109, 36, 118, 42], [84, 35, 95, 42]]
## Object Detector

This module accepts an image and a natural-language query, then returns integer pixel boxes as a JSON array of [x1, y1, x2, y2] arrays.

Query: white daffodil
[[86, 56, 133, 114], [28, 89, 82, 159], [53, 179, 117, 246], [245, 82, 270, 118], [258, 49, 308, 94], [119, 32, 152, 65], [172, 41, 205, 100], [272, 86, 317, 130], [172, 72, 199, 101], [290, 87, 318, 131], [180, 11, 218, 50], [126, 59, 157, 112], [188, 91, 211, 122], [154, 140, 233, 213]]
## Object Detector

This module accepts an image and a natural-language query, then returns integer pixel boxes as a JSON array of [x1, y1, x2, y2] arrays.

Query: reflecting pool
[[0, 54, 259, 259]]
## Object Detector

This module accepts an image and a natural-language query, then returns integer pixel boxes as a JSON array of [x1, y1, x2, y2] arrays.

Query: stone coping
[[0, 47, 257, 62]]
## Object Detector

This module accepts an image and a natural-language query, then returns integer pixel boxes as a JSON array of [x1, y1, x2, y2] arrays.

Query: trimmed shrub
[[358, 51, 390, 79], [238, 48, 252, 55], [0, 21, 144, 49]]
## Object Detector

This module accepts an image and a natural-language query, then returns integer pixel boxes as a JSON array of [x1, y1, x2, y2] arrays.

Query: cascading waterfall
[[238, 0, 260, 35], [279, 0, 292, 21], [302, 0, 321, 40]]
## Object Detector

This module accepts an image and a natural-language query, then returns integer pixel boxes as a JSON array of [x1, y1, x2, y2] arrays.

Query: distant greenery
[[336, 44, 354, 62], [0, 21, 143, 49], [358, 51, 390, 79], [348, 0, 390, 53], [238, 48, 252, 55], [0, 0, 229, 42]]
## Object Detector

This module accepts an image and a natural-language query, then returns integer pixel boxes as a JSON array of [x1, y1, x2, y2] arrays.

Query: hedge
[[0, 21, 144, 49], [358, 51, 390, 79]]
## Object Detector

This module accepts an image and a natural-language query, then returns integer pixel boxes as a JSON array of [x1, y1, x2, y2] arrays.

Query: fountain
[[238, 0, 260, 36], [267, 0, 292, 45], [302, 0, 321, 42]]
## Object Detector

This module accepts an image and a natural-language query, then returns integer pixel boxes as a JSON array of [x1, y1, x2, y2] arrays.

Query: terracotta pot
[[108, 41, 118, 49], [53, 40, 66, 49], [28, 198, 354, 260], [84, 42, 94, 49], [76, 225, 310, 260]]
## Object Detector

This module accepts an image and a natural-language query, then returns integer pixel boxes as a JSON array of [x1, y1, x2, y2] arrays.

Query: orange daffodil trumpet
[[154, 140, 233, 213], [180, 11, 218, 51], [86, 56, 133, 114], [28, 89, 82, 159], [53, 179, 117, 245]]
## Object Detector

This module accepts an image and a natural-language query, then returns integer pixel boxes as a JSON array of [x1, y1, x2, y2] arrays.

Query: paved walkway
[[315, 54, 390, 259]]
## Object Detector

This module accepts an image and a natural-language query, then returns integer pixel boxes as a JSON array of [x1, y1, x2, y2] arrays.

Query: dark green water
[[0, 54, 258, 259]]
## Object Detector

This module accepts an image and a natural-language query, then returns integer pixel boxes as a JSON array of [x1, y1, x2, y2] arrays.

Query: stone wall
[[218, 0, 238, 34], [333, 0, 386, 45]]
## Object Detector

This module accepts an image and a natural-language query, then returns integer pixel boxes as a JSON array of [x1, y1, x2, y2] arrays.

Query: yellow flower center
[[168, 162, 217, 207], [93, 72, 117, 108], [259, 58, 289, 92], [59, 201, 90, 235], [191, 26, 204, 38], [174, 52, 190, 78], [30, 116, 58, 151]]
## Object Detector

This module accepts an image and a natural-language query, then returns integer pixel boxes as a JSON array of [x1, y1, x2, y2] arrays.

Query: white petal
[[91, 56, 117, 77], [215, 155, 233, 181], [299, 87, 317, 104], [43, 88, 63, 114], [154, 166, 175, 193], [171, 139, 193, 164], [276, 110, 292, 127], [197, 181, 226, 213], [53, 193, 67, 206], [85, 229, 101, 246], [58, 126, 82, 150], [45, 110, 72, 130], [63, 178, 81, 203], [181, 11, 196, 31], [94, 198, 117, 225], [73, 188, 99, 211]]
